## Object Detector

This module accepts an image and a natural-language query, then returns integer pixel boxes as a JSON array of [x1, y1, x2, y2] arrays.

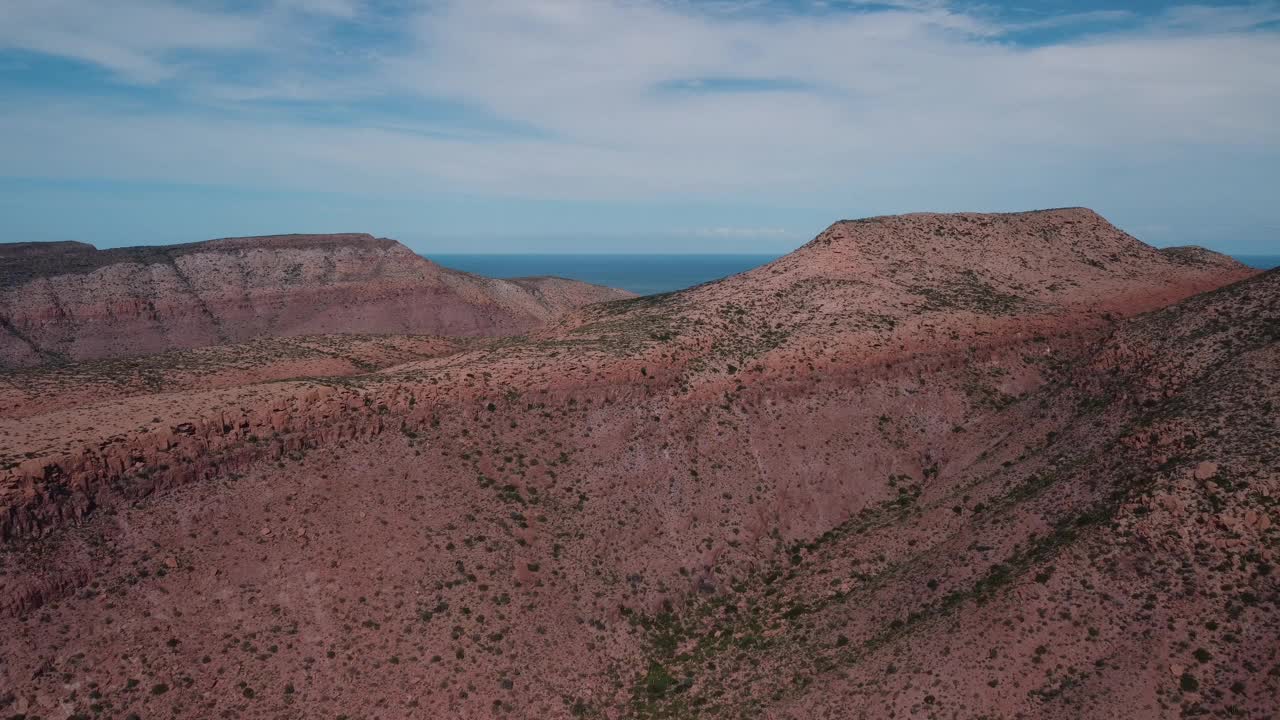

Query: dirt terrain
[[1, 208, 1274, 720], [0, 234, 632, 368]]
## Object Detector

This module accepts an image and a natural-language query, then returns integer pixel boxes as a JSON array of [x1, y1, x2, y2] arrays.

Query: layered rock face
[[0, 233, 631, 367], [0, 209, 1274, 720]]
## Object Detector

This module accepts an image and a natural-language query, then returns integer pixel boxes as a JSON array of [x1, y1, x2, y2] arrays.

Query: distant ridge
[[0, 233, 633, 367], [0, 234, 400, 287]]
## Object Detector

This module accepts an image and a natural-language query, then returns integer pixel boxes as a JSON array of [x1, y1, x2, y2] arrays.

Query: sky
[[1, 0, 1278, 255]]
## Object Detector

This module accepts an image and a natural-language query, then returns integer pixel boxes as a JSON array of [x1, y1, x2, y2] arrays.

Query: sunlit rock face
[[0, 233, 633, 367]]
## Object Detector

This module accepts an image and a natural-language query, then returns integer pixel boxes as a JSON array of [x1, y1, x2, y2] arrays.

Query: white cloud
[[1000, 9, 1137, 32], [391, 0, 1280, 154], [0, 0, 263, 82], [273, 0, 363, 19], [0, 0, 1277, 209], [1156, 2, 1280, 31]]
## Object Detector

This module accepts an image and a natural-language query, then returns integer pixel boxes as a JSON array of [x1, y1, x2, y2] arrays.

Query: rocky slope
[[0, 334, 465, 419], [625, 267, 1279, 719], [543, 208, 1247, 376], [0, 209, 1273, 720], [0, 234, 632, 367]]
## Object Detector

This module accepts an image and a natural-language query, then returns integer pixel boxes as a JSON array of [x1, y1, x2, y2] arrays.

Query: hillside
[[0, 209, 1273, 720], [0, 234, 632, 367], [625, 267, 1279, 719], [546, 208, 1248, 376]]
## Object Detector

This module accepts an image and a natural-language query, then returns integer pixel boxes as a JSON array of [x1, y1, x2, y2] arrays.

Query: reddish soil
[[0, 234, 632, 368], [1, 209, 1274, 720]]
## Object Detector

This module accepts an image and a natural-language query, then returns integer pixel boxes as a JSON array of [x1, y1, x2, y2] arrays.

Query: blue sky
[[1, 0, 1278, 254]]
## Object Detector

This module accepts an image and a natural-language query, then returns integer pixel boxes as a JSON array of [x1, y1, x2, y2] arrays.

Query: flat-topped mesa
[[194, 232, 397, 251], [542, 208, 1255, 383], [788, 207, 1236, 277], [0, 234, 632, 368], [0, 234, 420, 288], [0, 240, 97, 256], [710, 207, 1252, 316]]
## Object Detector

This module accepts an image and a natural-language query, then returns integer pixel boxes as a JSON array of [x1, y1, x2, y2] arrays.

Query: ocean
[[430, 253, 1280, 296], [430, 254, 781, 296], [1234, 255, 1280, 271]]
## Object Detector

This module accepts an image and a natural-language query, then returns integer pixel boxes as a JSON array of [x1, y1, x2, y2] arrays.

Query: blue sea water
[[430, 253, 1279, 296], [430, 254, 781, 296], [1235, 255, 1280, 270]]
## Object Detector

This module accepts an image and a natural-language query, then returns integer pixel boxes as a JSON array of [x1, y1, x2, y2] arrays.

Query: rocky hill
[[546, 208, 1248, 375], [0, 233, 632, 367], [622, 266, 1279, 719], [0, 209, 1272, 720]]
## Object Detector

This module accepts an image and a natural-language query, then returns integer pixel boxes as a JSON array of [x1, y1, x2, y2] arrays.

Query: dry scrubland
[[1, 209, 1276, 719]]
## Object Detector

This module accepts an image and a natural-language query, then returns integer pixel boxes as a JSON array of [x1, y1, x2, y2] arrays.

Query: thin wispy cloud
[[0, 0, 263, 83], [0, 1, 1277, 252]]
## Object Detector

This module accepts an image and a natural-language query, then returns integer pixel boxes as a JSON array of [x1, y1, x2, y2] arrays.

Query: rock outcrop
[[0, 233, 632, 367], [1, 209, 1273, 720]]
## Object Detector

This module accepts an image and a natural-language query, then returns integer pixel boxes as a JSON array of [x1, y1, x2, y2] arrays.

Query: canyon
[[0, 208, 1275, 719]]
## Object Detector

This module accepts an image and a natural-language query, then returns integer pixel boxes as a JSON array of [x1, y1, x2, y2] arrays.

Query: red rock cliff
[[0, 233, 632, 367]]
